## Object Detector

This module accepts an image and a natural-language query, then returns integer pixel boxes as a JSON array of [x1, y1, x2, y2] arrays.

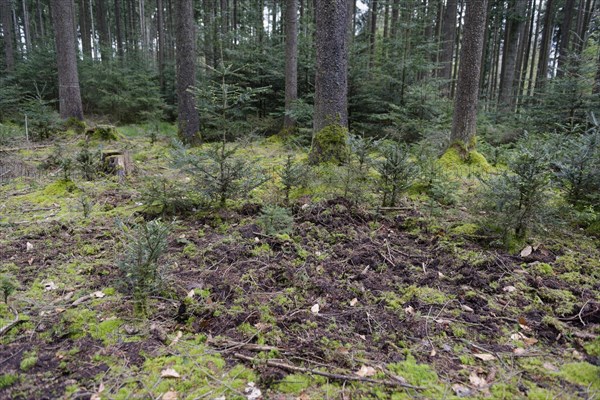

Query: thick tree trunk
[[284, 0, 298, 130], [313, 0, 348, 132], [450, 0, 488, 150], [95, 0, 111, 60], [50, 0, 84, 120], [439, 0, 457, 96], [499, 0, 527, 109], [114, 0, 124, 57], [0, 0, 15, 71], [175, 0, 199, 142]]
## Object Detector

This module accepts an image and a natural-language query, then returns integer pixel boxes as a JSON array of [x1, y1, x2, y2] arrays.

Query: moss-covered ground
[[0, 127, 599, 399]]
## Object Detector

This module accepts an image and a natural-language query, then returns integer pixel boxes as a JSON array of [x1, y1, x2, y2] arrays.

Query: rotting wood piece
[[102, 150, 133, 176]]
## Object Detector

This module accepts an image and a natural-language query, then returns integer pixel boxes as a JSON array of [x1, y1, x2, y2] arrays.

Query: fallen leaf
[[510, 333, 524, 341], [404, 305, 415, 315], [435, 319, 452, 325], [473, 353, 496, 361], [244, 382, 262, 400], [430, 348, 437, 357], [92, 291, 106, 298], [359, 334, 366, 340], [469, 371, 487, 388], [160, 368, 181, 379], [502, 286, 517, 293], [44, 281, 57, 291], [356, 365, 377, 377], [349, 298, 358, 307], [518, 317, 532, 332], [162, 390, 178, 400], [572, 350, 584, 360], [310, 303, 320, 315], [438, 271, 446, 279], [513, 348, 526, 355], [26, 242, 34, 251], [187, 289, 195, 298], [543, 362, 559, 372], [296, 393, 311, 400], [28, 257, 34, 265], [170, 331, 183, 347], [523, 337, 538, 346], [520, 245, 533, 257], [254, 322, 271, 331], [461, 304, 474, 313]]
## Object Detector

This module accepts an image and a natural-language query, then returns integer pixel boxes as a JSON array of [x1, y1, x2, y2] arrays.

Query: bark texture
[[50, 0, 84, 120], [313, 0, 348, 132], [450, 0, 488, 148], [284, 0, 298, 129], [175, 0, 199, 142], [439, 0, 457, 95], [499, 0, 527, 109], [1, 0, 15, 71]]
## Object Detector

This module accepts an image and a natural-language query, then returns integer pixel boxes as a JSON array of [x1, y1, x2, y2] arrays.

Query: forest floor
[[0, 127, 599, 400]]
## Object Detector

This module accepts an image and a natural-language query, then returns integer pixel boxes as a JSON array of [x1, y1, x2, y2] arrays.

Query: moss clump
[[450, 223, 479, 236], [309, 124, 349, 164], [87, 125, 119, 141], [0, 374, 18, 389], [399, 284, 453, 305], [43, 179, 79, 196], [20, 351, 38, 371], [387, 355, 439, 386], [438, 146, 492, 174], [560, 362, 600, 390], [538, 288, 577, 316], [584, 338, 600, 357], [276, 374, 326, 394], [64, 117, 86, 134], [530, 262, 554, 276]]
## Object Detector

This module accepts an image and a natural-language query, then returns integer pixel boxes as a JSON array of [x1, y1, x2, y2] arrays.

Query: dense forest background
[[1, 0, 599, 141]]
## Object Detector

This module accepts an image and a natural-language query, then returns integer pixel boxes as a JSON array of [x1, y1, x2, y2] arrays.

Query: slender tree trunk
[[79, 0, 92, 56], [50, 0, 84, 119], [535, 0, 555, 91], [157, 0, 165, 91], [440, 0, 457, 96], [313, 0, 348, 132], [95, 0, 111, 60], [21, 0, 31, 52], [516, 0, 534, 107], [114, 0, 124, 58], [499, 0, 527, 109], [557, 0, 576, 76], [451, 0, 464, 97], [390, 0, 399, 38], [450, 0, 488, 152], [368, 0, 378, 69], [284, 0, 298, 130], [1, 0, 15, 71], [176, 0, 199, 142]]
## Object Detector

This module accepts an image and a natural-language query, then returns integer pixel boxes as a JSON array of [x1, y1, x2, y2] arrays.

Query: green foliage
[[0, 374, 18, 389], [140, 176, 199, 216], [63, 117, 86, 134], [117, 220, 170, 317], [480, 145, 552, 245], [0, 273, 17, 303], [79, 59, 166, 124], [78, 194, 94, 219], [75, 141, 101, 181], [309, 124, 349, 165], [278, 155, 306, 205], [20, 351, 38, 371], [376, 142, 419, 207], [173, 140, 269, 207], [553, 127, 600, 208], [258, 205, 294, 235]]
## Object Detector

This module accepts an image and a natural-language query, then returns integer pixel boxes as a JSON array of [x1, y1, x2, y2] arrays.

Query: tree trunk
[[368, 0, 377, 69], [79, 0, 92, 57], [50, 0, 84, 120], [534, 0, 555, 91], [390, 0, 399, 38], [114, 0, 124, 58], [284, 0, 298, 130], [313, 0, 348, 133], [439, 0, 457, 96], [0, 0, 15, 71], [21, 0, 31, 52], [450, 0, 488, 151], [499, 0, 527, 109], [557, 0, 576, 76], [157, 0, 165, 90], [95, 0, 111, 60], [176, 0, 199, 142]]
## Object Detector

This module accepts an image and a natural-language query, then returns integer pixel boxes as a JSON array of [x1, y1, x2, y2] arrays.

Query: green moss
[[399, 285, 453, 305], [527, 387, 558, 400], [276, 374, 326, 394], [450, 223, 479, 236], [387, 355, 438, 386], [490, 382, 521, 399], [43, 179, 79, 196], [438, 146, 492, 174], [560, 362, 600, 390], [20, 351, 38, 371], [530, 262, 554, 276], [585, 220, 600, 237], [0, 374, 18, 389], [584, 338, 600, 357], [80, 243, 101, 256], [182, 243, 198, 257], [309, 124, 349, 164], [538, 288, 577, 316], [87, 125, 119, 141]]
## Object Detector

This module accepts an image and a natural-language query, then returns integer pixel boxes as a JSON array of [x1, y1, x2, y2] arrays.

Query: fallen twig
[[232, 352, 425, 390], [0, 304, 22, 337]]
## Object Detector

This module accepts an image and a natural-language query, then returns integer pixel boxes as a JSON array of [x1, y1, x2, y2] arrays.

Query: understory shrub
[[258, 205, 294, 235], [376, 142, 419, 207]]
